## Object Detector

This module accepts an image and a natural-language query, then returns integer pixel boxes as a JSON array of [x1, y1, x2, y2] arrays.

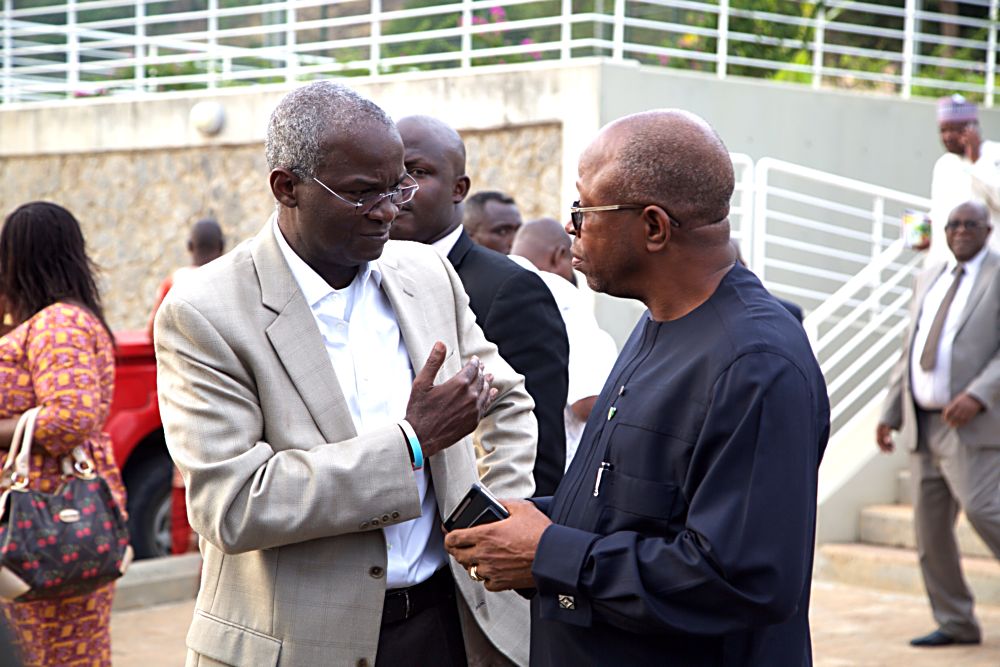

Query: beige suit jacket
[[881, 249, 1000, 449], [154, 223, 537, 666]]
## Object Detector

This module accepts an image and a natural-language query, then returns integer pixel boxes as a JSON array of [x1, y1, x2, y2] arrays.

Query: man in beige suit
[[154, 82, 536, 666], [878, 200, 1000, 648]]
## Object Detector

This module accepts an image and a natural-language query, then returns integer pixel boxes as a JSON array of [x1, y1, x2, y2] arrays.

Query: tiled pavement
[[110, 581, 1000, 666]]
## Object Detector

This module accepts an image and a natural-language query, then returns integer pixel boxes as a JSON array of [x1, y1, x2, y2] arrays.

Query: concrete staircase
[[814, 470, 1000, 603]]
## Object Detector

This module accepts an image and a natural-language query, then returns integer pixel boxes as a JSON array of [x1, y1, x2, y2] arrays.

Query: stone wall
[[463, 123, 562, 220], [0, 122, 561, 330]]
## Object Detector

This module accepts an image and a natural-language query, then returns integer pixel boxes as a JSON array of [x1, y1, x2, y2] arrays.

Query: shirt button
[[369, 566, 384, 579], [357, 659, 370, 667]]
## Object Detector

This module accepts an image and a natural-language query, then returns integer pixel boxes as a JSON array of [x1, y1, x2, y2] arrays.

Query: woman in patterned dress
[[0, 202, 126, 667]]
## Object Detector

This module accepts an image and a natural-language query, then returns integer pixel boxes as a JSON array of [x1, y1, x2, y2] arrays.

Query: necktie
[[919, 264, 965, 371]]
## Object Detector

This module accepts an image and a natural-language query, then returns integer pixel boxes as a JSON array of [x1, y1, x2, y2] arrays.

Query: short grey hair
[[265, 81, 396, 180], [611, 110, 734, 225]]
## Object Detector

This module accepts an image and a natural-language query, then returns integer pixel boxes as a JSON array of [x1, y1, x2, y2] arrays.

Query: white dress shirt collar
[[430, 224, 464, 258], [944, 243, 989, 281], [273, 215, 383, 320]]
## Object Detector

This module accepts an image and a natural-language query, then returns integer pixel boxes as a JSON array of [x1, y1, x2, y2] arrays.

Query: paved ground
[[810, 581, 1000, 667], [110, 581, 1000, 666]]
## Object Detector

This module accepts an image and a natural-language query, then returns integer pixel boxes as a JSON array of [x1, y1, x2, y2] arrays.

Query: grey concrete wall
[[597, 61, 1000, 199], [0, 124, 561, 331], [2, 58, 995, 336]]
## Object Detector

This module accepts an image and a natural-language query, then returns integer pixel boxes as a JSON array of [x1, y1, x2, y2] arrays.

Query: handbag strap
[[1, 407, 40, 488], [1, 408, 98, 492]]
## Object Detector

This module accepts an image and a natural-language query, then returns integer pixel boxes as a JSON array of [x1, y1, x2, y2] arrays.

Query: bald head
[[946, 199, 993, 261], [571, 110, 737, 318], [188, 218, 224, 266], [512, 217, 575, 284], [585, 109, 734, 229], [397, 115, 466, 174], [390, 115, 472, 244]]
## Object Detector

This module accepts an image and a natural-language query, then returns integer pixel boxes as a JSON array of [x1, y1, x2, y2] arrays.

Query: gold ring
[[468, 565, 484, 582]]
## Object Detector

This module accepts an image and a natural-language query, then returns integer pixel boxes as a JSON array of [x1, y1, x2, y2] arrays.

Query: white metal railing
[[747, 158, 928, 437], [2, 0, 998, 104], [751, 157, 930, 312], [729, 151, 753, 249]]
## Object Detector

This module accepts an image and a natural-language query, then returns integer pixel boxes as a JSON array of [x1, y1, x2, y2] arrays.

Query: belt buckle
[[403, 588, 411, 620]]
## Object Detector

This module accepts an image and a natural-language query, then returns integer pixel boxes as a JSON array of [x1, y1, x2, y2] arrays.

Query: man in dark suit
[[878, 200, 1000, 648], [445, 109, 830, 666], [390, 115, 570, 496]]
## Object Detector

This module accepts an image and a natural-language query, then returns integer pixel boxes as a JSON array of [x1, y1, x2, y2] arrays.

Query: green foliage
[[5, 0, 996, 102]]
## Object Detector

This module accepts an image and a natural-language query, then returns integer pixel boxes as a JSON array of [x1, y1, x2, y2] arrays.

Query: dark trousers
[[375, 569, 468, 667]]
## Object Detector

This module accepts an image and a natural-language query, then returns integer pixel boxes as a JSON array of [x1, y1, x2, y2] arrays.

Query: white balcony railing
[[2, 0, 998, 104], [733, 156, 928, 437]]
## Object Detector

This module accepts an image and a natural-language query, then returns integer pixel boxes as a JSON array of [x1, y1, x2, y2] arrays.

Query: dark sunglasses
[[945, 219, 986, 231]]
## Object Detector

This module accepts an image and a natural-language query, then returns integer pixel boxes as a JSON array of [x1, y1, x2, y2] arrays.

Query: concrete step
[[897, 468, 911, 506], [815, 542, 1000, 604], [860, 504, 995, 559], [113, 552, 201, 611]]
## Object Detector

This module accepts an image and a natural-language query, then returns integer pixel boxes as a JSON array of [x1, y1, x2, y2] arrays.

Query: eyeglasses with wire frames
[[569, 201, 682, 235], [313, 173, 419, 215]]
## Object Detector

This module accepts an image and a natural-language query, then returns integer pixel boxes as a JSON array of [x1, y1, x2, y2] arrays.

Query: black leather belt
[[382, 567, 455, 625]]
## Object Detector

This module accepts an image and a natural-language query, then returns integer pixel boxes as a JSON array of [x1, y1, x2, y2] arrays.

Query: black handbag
[[0, 407, 133, 601]]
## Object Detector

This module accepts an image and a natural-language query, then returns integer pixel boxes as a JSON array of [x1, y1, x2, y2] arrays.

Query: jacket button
[[369, 566, 384, 579], [371, 517, 381, 527], [391, 511, 400, 519], [357, 660, 370, 667], [381, 514, 391, 523], [359, 521, 370, 530]]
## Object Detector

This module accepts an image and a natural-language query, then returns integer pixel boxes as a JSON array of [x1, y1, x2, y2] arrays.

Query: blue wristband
[[399, 420, 423, 470]]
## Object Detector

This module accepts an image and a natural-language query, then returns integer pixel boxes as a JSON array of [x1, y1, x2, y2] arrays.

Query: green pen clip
[[607, 406, 617, 420]]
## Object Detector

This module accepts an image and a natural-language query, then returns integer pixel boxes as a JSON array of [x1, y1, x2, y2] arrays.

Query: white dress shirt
[[509, 255, 618, 469], [910, 245, 990, 409], [274, 219, 446, 588], [928, 141, 1000, 266], [430, 224, 464, 258]]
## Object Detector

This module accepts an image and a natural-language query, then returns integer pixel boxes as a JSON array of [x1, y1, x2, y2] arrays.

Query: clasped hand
[[444, 499, 551, 592]]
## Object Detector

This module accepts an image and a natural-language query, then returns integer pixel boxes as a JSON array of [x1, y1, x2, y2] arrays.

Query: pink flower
[[489, 6, 506, 21], [472, 15, 486, 25], [658, 55, 670, 66]]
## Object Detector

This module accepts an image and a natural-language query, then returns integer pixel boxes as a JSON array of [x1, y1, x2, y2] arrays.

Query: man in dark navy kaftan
[[445, 110, 830, 667]]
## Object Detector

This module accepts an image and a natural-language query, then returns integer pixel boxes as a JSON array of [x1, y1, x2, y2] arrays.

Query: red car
[[107, 330, 175, 559]]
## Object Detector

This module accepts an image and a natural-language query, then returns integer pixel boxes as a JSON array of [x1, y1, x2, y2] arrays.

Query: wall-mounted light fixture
[[190, 101, 225, 137]]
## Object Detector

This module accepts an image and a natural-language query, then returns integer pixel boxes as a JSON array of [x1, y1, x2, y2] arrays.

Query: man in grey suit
[[154, 82, 536, 666], [878, 200, 1000, 648]]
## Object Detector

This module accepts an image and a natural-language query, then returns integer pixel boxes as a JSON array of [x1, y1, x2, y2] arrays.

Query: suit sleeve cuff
[[532, 523, 598, 627], [529, 496, 553, 515]]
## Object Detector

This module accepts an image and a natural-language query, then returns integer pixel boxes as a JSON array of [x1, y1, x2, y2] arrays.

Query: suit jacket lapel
[[907, 263, 946, 354], [381, 247, 471, 515], [954, 251, 999, 336], [447, 229, 474, 270], [250, 222, 356, 444], [378, 251, 432, 377], [915, 263, 946, 315]]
